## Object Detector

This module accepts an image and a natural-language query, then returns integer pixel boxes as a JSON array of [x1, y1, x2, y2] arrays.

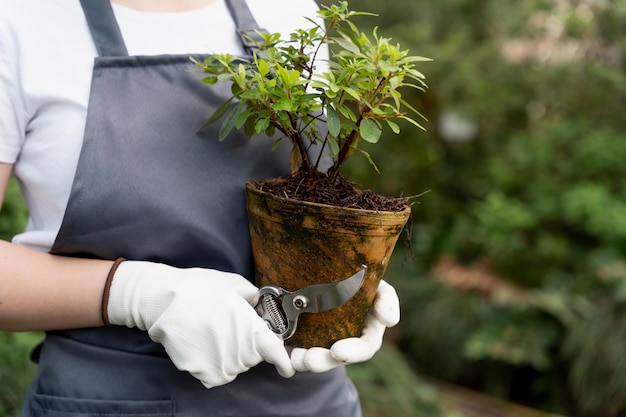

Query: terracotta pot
[[245, 181, 411, 348]]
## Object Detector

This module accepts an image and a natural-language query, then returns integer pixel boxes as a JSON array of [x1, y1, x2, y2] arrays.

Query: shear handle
[[252, 286, 298, 340]]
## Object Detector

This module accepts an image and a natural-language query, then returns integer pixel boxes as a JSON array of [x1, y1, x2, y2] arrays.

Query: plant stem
[[329, 123, 360, 182], [329, 76, 390, 181], [289, 113, 313, 174]]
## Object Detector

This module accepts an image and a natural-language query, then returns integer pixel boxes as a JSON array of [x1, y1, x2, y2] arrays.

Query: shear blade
[[291, 265, 366, 314]]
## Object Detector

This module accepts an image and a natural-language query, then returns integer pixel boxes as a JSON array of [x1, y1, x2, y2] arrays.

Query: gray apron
[[22, 1, 361, 416]]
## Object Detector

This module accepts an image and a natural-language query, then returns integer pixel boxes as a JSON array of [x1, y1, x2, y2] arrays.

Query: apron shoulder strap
[[224, 0, 268, 55], [79, 0, 129, 57]]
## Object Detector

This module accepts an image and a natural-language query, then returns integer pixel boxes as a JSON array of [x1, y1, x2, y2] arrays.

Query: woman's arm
[[0, 162, 113, 331]]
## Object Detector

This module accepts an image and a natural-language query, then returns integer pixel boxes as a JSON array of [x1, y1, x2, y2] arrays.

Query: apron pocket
[[226, 399, 361, 417], [29, 394, 175, 417]]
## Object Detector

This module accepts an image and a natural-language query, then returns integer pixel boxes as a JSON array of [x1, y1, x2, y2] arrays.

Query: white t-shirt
[[0, 0, 324, 252]]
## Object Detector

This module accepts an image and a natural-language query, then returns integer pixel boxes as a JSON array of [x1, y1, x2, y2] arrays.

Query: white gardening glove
[[290, 279, 400, 373], [103, 260, 295, 388]]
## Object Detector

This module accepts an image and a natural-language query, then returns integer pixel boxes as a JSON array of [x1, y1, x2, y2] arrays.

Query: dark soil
[[253, 170, 410, 212]]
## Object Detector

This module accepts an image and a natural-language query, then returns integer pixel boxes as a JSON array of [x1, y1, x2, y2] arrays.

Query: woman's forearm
[[0, 239, 113, 331]]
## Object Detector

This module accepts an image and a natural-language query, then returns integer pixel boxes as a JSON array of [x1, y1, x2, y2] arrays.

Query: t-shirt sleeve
[[0, 20, 27, 164]]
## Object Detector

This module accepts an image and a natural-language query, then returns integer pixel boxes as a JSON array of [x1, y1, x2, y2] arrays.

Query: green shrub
[[348, 342, 462, 417], [0, 332, 40, 417], [340, 0, 626, 415], [1, 177, 36, 417], [0, 176, 27, 241]]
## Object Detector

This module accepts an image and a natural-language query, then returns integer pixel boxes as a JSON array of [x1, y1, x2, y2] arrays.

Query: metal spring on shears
[[261, 293, 288, 334]]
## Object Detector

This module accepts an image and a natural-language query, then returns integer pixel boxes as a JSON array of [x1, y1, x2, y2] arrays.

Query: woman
[[0, 0, 400, 416]]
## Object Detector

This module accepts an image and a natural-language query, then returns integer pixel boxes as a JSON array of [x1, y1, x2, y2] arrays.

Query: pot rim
[[245, 181, 412, 219]]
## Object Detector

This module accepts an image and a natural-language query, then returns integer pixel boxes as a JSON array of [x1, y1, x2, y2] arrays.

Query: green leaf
[[244, 116, 256, 138], [399, 97, 427, 120], [400, 115, 426, 131], [264, 123, 276, 138], [277, 65, 290, 86], [334, 35, 361, 54], [218, 73, 233, 82], [254, 117, 271, 133], [385, 119, 400, 134], [327, 136, 340, 156], [336, 103, 356, 121], [203, 97, 234, 128], [310, 80, 329, 90], [341, 87, 361, 101], [257, 59, 270, 77], [326, 105, 341, 137], [219, 100, 245, 141], [360, 118, 382, 143], [235, 108, 253, 129], [358, 148, 380, 173], [324, 89, 338, 99], [273, 98, 293, 111], [289, 70, 302, 85], [271, 137, 284, 151], [201, 76, 218, 85]]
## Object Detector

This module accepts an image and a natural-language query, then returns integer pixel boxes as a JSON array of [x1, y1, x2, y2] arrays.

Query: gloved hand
[[103, 259, 295, 388], [289, 279, 400, 373]]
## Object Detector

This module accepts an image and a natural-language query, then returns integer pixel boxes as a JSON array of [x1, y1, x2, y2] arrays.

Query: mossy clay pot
[[245, 180, 411, 348]]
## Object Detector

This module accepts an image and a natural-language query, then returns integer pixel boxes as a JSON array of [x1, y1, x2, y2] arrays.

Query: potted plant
[[192, 1, 430, 348]]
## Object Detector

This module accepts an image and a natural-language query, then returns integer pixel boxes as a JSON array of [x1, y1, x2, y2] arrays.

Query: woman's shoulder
[[0, 0, 93, 59], [0, 0, 85, 35]]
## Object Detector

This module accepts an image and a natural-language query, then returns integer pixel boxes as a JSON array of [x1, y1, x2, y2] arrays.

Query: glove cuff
[[102, 257, 127, 327]]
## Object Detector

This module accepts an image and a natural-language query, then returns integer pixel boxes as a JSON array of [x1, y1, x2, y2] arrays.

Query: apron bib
[[22, 1, 361, 416]]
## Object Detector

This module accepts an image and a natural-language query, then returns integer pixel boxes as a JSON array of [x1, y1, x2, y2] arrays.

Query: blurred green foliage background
[[2, 0, 626, 416], [339, 0, 626, 415], [0, 178, 37, 417]]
